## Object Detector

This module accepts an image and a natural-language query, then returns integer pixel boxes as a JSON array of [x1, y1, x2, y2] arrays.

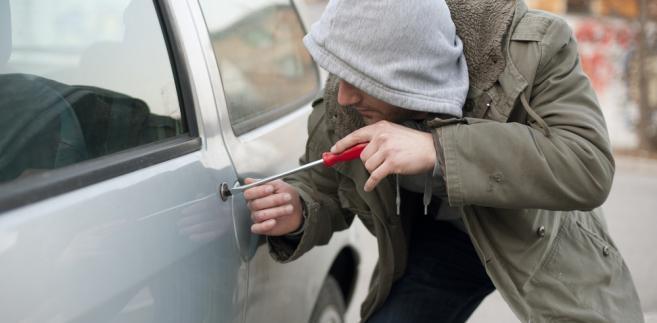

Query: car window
[[198, 0, 320, 135], [0, 0, 184, 184]]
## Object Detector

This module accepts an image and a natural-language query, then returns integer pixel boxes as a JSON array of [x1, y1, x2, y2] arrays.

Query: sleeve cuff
[[284, 197, 308, 239], [431, 129, 448, 198], [432, 131, 445, 178]]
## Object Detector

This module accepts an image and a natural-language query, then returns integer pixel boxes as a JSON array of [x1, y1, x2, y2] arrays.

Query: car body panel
[[0, 152, 246, 323]]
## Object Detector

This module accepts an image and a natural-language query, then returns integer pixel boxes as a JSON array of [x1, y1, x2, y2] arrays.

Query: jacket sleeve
[[268, 103, 355, 263], [438, 19, 614, 211]]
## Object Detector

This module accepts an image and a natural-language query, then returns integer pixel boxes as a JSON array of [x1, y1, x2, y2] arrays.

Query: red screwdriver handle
[[322, 143, 368, 167]]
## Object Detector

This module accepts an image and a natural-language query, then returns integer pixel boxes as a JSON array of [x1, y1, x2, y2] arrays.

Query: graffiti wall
[[567, 16, 644, 148], [572, 18, 633, 91]]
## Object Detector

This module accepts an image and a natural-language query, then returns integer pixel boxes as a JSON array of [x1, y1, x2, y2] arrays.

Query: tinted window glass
[[0, 0, 184, 184], [198, 0, 319, 135]]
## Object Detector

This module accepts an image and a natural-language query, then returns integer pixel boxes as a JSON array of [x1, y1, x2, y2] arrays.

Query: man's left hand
[[331, 121, 436, 192]]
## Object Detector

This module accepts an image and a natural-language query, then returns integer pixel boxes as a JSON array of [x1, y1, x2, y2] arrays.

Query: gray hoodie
[[303, 0, 469, 117]]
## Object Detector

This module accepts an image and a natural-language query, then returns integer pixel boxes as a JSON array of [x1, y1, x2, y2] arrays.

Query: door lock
[[219, 182, 231, 201]]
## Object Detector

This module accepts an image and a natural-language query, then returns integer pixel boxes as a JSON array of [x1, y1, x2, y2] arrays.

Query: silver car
[[0, 0, 366, 322]]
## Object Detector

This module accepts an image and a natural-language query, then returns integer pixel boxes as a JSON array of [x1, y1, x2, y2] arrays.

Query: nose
[[337, 80, 362, 107]]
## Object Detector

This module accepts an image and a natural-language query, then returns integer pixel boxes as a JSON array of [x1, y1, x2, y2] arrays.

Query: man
[[244, 0, 643, 322]]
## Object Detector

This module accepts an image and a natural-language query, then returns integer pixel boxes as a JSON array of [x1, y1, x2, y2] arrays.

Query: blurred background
[[527, 0, 657, 154], [294, 0, 657, 322]]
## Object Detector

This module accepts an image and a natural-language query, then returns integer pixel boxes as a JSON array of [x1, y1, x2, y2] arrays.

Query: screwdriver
[[227, 143, 367, 196]]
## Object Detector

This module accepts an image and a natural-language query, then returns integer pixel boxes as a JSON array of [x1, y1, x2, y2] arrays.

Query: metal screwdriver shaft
[[231, 159, 324, 192], [228, 143, 367, 195]]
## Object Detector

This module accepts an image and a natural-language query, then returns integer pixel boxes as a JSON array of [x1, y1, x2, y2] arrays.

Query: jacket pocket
[[523, 214, 622, 322], [543, 216, 621, 282]]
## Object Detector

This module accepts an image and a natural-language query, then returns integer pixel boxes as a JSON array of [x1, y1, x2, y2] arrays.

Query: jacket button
[[602, 246, 610, 257], [536, 226, 546, 238]]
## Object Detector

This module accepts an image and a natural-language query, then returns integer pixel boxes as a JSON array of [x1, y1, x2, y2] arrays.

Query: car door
[[190, 1, 358, 322], [0, 0, 246, 322], [193, 0, 320, 256]]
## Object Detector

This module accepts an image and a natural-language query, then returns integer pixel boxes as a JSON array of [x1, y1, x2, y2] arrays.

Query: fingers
[[331, 123, 383, 153], [363, 150, 385, 174], [364, 162, 394, 192], [242, 179, 303, 236], [359, 132, 393, 188], [250, 204, 294, 223], [248, 192, 292, 211], [359, 139, 377, 161], [243, 181, 274, 201], [251, 219, 277, 235]]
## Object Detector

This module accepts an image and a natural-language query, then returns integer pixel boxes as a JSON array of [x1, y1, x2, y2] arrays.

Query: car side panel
[[0, 152, 246, 323]]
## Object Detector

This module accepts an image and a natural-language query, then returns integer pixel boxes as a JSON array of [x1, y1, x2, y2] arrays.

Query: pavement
[[344, 155, 657, 323]]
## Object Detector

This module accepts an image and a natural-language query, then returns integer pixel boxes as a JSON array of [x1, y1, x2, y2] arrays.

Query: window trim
[[0, 0, 202, 213], [0, 136, 201, 212], [155, 0, 199, 138]]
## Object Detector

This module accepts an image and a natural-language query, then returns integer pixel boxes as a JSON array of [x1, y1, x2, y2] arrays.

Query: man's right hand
[[243, 178, 304, 236]]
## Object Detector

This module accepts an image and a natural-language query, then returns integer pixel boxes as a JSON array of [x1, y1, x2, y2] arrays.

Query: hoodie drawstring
[[520, 94, 551, 137], [395, 173, 432, 216], [423, 172, 432, 215], [395, 174, 401, 215]]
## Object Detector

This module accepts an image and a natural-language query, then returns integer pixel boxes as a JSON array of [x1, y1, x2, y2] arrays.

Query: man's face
[[336, 80, 426, 125]]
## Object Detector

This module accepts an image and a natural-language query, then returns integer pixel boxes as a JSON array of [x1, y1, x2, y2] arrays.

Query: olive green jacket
[[269, 1, 643, 322]]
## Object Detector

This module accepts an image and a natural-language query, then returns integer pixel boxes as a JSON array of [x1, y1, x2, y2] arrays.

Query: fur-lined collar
[[446, 0, 517, 91]]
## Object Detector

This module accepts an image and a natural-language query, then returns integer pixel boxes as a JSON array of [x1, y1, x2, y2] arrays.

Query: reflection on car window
[[0, 0, 184, 184], [198, 0, 319, 135]]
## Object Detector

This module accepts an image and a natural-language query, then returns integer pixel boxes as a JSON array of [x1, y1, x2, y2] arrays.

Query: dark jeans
[[367, 214, 495, 323]]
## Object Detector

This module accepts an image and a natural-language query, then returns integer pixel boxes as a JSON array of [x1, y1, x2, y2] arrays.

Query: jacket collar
[[479, 0, 530, 122], [499, 0, 530, 100], [445, 0, 517, 92]]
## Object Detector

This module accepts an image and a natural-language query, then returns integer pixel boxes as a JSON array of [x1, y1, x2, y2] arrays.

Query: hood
[[304, 0, 469, 117], [324, 0, 519, 140]]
